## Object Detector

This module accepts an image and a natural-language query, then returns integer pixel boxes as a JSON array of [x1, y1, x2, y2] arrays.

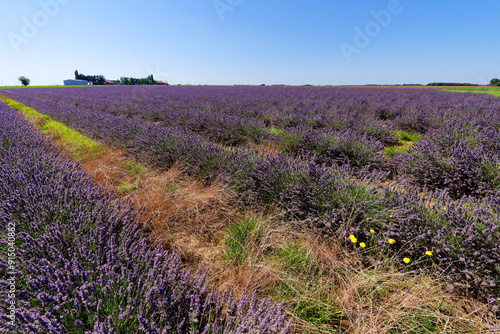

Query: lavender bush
[[398, 139, 500, 199], [241, 154, 389, 231], [297, 128, 384, 169]]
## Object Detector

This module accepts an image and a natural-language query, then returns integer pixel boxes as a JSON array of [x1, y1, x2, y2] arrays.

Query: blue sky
[[1, 0, 499, 86]]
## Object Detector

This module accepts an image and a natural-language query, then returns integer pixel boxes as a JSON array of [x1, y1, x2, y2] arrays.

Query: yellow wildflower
[[359, 242, 366, 248], [403, 257, 410, 264], [389, 215, 393, 218], [425, 251, 433, 256], [388, 238, 395, 244], [349, 235, 357, 243], [370, 229, 375, 234]]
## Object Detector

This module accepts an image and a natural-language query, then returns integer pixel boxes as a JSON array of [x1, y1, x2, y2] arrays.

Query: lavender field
[[1, 85, 500, 331]]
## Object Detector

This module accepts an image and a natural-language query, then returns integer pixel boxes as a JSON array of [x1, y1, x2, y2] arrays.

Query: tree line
[[74, 70, 163, 85], [427, 82, 479, 87], [120, 75, 156, 85], [427, 79, 500, 87]]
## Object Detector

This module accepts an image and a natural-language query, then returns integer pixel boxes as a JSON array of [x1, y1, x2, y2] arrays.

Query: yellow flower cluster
[[349, 229, 434, 266]]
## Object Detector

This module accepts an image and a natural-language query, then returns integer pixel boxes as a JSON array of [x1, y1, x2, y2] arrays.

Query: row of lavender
[[0, 87, 407, 166], [0, 102, 290, 333], [1, 88, 499, 303], [7, 86, 500, 199]]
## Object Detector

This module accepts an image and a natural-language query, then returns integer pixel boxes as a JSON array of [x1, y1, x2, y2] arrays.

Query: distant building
[[64, 79, 89, 86], [104, 79, 118, 85], [155, 81, 168, 85]]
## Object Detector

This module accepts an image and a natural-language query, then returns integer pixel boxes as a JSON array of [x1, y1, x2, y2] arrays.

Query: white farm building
[[64, 79, 89, 86]]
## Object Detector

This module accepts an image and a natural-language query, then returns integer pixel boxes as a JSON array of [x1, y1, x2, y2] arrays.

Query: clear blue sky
[[1, 0, 499, 86]]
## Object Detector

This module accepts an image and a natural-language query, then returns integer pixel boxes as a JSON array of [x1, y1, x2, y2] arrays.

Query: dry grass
[[80, 150, 236, 266], [127, 168, 233, 262], [210, 214, 285, 297], [250, 141, 281, 158], [80, 150, 125, 190]]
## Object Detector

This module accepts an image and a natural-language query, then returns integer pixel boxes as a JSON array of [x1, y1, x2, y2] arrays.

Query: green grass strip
[[0, 94, 107, 161], [442, 88, 500, 97]]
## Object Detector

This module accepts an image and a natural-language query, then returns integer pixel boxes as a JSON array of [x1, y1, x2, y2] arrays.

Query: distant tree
[[490, 78, 500, 86], [74, 70, 79, 79], [18, 76, 30, 86]]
